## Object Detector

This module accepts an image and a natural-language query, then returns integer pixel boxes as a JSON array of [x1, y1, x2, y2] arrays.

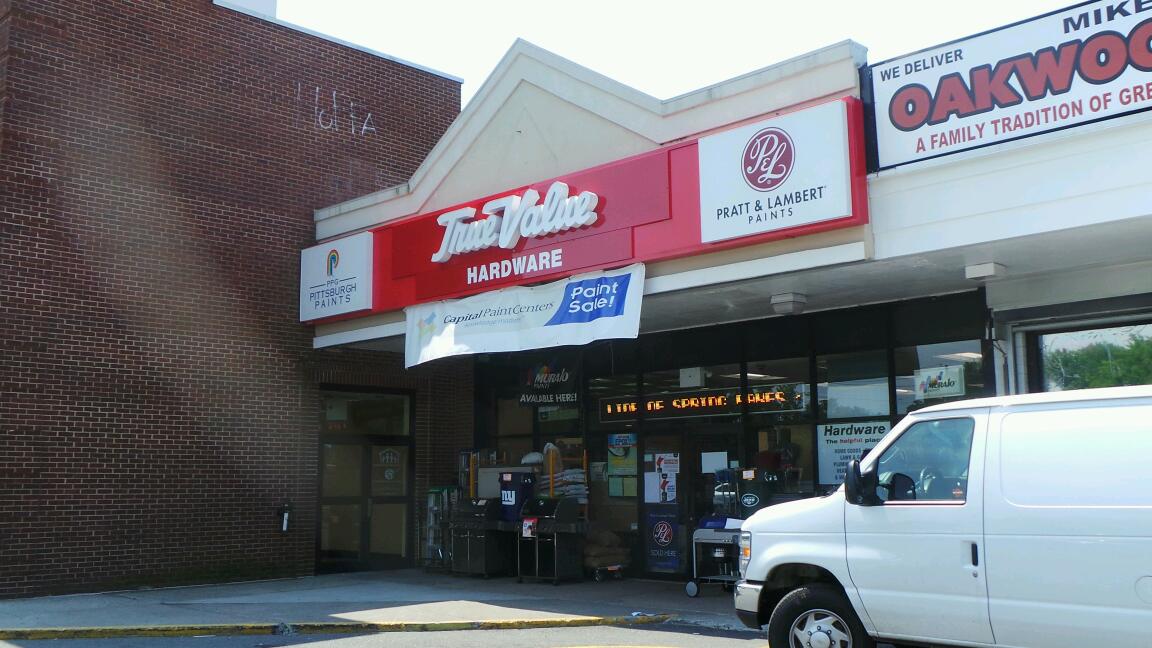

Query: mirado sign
[[430, 181, 600, 263]]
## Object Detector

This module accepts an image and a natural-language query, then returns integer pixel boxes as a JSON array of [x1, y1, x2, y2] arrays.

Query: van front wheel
[[767, 585, 873, 648]]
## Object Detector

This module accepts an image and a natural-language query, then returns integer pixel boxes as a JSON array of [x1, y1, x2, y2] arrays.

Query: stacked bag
[[538, 468, 588, 502], [583, 528, 631, 571]]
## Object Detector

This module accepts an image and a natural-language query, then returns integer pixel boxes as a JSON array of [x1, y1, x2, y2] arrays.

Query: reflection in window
[[322, 444, 362, 497], [875, 418, 974, 503], [642, 364, 743, 419], [817, 351, 889, 418], [321, 504, 360, 553], [746, 357, 810, 418], [323, 392, 410, 436], [1037, 322, 1152, 391], [895, 341, 985, 414]]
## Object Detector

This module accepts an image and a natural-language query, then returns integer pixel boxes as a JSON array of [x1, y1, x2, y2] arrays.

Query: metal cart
[[685, 527, 740, 597], [424, 486, 458, 570]]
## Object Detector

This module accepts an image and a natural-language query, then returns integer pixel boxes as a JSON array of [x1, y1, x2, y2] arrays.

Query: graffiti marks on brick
[[295, 82, 378, 136]]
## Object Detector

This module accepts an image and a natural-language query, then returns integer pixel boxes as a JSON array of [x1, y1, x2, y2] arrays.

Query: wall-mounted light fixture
[[770, 292, 807, 315], [965, 262, 1006, 281]]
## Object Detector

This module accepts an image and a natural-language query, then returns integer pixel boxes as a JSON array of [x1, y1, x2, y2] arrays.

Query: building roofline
[[313, 38, 867, 232]]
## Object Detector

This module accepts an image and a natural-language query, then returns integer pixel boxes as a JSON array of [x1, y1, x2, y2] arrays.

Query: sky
[[276, 0, 1075, 107]]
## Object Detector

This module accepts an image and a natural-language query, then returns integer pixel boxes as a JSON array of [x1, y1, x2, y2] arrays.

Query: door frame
[[638, 420, 743, 579], [316, 386, 416, 572]]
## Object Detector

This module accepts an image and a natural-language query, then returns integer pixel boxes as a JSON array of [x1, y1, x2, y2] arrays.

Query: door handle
[[970, 543, 979, 567]]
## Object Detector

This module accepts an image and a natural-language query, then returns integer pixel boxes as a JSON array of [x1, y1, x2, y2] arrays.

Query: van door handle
[[970, 543, 979, 567]]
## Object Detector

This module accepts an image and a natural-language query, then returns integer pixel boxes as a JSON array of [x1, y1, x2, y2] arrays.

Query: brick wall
[[0, 0, 465, 598]]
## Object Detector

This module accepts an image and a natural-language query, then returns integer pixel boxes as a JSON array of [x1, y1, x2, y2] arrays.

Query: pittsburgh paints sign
[[872, 0, 1152, 168], [818, 421, 890, 486], [698, 100, 854, 244], [404, 264, 644, 367], [299, 232, 373, 321]]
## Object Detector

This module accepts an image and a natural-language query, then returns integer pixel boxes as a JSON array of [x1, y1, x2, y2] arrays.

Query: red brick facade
[[0, 0, 471, 598]]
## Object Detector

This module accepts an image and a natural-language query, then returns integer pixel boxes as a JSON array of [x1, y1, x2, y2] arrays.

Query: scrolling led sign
[[599, 383, 807, 423]]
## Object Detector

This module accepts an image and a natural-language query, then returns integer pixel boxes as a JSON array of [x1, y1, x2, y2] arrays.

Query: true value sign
[[430, 182, 599, 265], [299, 97, 868, 322]]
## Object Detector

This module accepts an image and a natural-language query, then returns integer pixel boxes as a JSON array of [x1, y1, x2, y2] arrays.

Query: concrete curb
[[0, 613, 674, 640]]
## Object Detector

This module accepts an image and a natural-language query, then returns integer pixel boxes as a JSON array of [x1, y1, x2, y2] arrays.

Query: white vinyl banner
[[404, 264, 645, 367], [871, 0, 1152, 168]]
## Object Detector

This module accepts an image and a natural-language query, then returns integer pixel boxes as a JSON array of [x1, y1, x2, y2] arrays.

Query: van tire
[[767, 585, 873, 648]]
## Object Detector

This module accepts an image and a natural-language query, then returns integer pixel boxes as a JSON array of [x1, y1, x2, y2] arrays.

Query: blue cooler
[[499, 471, 536, 522]]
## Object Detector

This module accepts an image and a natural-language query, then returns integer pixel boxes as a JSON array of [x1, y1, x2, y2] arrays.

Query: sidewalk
[[0, 569, 759, 640]]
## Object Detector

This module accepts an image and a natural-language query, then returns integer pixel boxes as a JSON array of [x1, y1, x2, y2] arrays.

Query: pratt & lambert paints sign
[[871, 0, 1152, 168], [698, 100, 854, 243]]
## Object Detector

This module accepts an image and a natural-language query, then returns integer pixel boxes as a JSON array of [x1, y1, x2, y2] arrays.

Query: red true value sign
[[313, 97, 868, 322]]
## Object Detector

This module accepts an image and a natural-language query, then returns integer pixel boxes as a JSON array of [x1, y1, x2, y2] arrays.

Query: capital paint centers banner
[[404, 264, 645, 367]]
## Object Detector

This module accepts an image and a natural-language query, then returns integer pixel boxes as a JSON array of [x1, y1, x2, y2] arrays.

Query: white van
[[734, 385, 1152, 648]]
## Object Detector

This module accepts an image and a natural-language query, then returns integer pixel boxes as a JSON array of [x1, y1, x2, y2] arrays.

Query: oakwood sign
[[870, 0, 1152, 168]]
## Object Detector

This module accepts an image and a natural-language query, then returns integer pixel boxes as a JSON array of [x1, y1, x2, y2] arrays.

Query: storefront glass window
[[817, 350, 890, 418], [323, 392, 410, 436], [322, 444, 362, 497], [748, 356, 813, 497], [540, 435, 585, 500], [747, 357, 811, 418], [1035, 322, 1152, 391], [894, 340, 985, 414], [492, 397, 532, 465], [636, 363, 743, 421], [370, 445, 408, 497]]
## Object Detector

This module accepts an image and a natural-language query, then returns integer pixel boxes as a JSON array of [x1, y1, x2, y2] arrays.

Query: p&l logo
[[742, 127, 795, 192], [326, 249, 340, 277], [652, 520, 674, 547]]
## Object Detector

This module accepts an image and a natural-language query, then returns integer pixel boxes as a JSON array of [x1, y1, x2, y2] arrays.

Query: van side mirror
[[845, 459, 881, 507]]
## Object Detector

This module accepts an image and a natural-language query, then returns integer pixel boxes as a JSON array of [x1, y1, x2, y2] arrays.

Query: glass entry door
[[642, 433, 684, 576], [319, 391, 413, 571], [641, 425, 741, 577]]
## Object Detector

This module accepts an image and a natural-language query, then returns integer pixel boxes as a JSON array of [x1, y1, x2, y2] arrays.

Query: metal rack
[[424, 486, 458, 570], [685, 527, 740, 597]]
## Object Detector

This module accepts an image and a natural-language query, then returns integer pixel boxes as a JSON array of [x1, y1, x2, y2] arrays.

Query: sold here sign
[[870, 0, 1152, 168]]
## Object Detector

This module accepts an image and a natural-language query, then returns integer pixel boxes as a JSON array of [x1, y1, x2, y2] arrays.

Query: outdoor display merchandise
[[449, 498, 516, 577], [517, 497, 587, 584], [685, 527, 741, 597]]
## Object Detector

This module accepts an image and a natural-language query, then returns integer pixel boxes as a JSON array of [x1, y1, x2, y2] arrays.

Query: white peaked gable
[[315, 39, 868, 239]]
